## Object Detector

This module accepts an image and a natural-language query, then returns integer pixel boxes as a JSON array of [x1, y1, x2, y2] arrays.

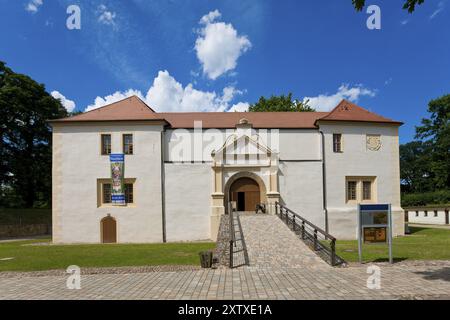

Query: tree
[[352, 0, 425, 13], [0, 61, 68, 208], [249, 93, 315, 112], [400, 140, 434, 193], [415, 94, 450, 190]]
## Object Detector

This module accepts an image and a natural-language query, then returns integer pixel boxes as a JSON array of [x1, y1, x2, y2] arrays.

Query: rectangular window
[[416, 211, 419, 217], [98, 179, 135, 206], [333, 134, 342, 153], [434, 210, 438, 217], [424, 211, 428, 217], [101, 134, 111, 155], [102, 183, 112, 204], [124, 183, 134, 204], [362, 181, 372, 200], [345, 177, 376, 203], [123, 134, 133, 155], [347, 181, 357, 201]]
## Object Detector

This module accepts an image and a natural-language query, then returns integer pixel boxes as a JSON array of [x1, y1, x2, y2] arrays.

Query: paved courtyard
[[0, 214, 449, 300], [0, 263, 449, 300]]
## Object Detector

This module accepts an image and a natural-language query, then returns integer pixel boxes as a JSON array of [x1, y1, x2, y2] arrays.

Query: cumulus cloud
[[51, 91, 76, 112], [84, 70, 248, 112], [303, 84, 376, 111], [228, 102, 250, 112], [98, 4, 116, 26], [25, 0, 43, 13], [195, 10, 251, 80]]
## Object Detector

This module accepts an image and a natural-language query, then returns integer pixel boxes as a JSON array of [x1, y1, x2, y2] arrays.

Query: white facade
[[52, 118, 404, 243]]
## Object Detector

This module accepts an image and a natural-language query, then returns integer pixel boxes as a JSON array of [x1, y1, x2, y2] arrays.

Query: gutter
[[319, 131, 329, 233], [161, 127, 167, 243]]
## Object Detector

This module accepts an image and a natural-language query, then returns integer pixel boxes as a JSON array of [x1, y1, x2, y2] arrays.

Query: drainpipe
[[320, 131, 329, 233], [161, 127, 167, 243]]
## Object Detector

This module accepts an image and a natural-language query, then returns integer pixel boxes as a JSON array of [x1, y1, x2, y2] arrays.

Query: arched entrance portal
[[101, 216, 117, 243], [229, 177, 261, 212]]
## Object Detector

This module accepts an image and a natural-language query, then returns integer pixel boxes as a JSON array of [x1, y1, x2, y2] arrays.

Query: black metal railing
[[228, 203, 249, 268], [275, 202, 345, 266]]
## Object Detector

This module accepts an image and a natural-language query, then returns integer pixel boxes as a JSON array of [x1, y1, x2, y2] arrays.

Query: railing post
[[293, 215, 296, 231], [229, 239, 233, 268], [286, 210, 289, 224], [301, 221, 305, 240], [275, 202, 279, 216], [314, 229, 318, 251], [331, 239, 336, 266]]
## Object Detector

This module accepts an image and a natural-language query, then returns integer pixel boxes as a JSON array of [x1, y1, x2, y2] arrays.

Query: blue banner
[[110, 153, 125, 205]]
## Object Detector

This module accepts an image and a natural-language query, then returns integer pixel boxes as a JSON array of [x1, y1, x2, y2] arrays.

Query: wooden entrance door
[[230, 178, 260, 212], [101, 216, 117, 243]]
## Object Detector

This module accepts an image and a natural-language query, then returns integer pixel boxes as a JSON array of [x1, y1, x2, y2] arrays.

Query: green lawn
[[0, 238, 215, 272], [336, 226, 450, 262], [0, 208, 51, 225]]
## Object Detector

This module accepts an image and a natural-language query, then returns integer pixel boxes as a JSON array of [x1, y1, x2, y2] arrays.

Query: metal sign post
[[357, 203, 393, 264]]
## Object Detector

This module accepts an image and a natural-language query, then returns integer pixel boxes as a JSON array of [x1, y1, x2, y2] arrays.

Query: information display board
[[357, 204, 393, 263]]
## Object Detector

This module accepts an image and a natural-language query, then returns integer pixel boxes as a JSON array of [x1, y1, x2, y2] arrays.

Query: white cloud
[[228, 102, 250, 112], [199, 9, 221, 25], [303, 84, 376, 111], [98, 5, 116, 26], [400, 19, 409, 25], [85, 70, 248, 112], [195, 10, 251, 80], [25, 0, 43, 14], [51, 91, 76, 112], [430, 1, 445, 19]]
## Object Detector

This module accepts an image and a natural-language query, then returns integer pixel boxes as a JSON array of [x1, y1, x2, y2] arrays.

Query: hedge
[[401, 190, 450, 207]]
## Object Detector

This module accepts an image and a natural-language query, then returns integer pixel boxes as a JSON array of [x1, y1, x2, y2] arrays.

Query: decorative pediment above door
[[211, 132, 278, 167]]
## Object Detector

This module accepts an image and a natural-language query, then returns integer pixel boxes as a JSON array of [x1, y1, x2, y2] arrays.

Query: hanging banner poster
[[110, 154, 125, 205]]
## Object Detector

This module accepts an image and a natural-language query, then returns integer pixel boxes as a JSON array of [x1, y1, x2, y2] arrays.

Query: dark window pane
[[101, 134, 111, 155], [123, 134, 133, 155], [362, 181, 371, 200], [333, 134, 342, 153], [125, 183, 133, 203], [103, 183, 112, 203], [347, 181, 357, 201]]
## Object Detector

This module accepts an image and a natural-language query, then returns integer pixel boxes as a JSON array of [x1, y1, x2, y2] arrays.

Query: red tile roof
[[316, 100, 403, 125], [50, 96, 165, 122], [50, 96, 402, 128]]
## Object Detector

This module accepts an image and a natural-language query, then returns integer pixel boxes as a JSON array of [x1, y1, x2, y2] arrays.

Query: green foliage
[[401, 190, 450, 207], [352, 0, 425, 13], [400, 94, 450, 203], [248, 93, 315, 112], [415, 94, 450, 190], [0, 61, 68, 208]]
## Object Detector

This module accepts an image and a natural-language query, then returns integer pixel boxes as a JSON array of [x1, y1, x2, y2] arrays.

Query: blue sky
[[0, 0, 449, 142]]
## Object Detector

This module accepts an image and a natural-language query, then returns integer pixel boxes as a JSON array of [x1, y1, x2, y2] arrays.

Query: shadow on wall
[[414, 267, 450, 282]]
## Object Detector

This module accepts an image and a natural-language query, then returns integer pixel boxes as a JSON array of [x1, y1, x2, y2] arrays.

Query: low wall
[[405, 207, 449, 225], [0, 224, 51, 239]]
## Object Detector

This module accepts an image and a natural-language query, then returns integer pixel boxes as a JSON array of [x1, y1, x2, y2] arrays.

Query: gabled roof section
[[316, 100, 402, 126], [50, 96, 165, 123]]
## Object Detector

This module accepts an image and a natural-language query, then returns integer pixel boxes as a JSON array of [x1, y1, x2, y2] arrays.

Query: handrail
[[275, 202, 344, 266], [229, 202, 235, 268], [277, 202, 336, 241]]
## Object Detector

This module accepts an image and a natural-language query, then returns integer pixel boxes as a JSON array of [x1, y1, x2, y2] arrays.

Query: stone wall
[[0, 224, 51, 239]]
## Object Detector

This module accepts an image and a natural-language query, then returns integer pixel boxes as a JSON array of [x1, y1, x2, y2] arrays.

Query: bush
[[402, 190, 450, 207]]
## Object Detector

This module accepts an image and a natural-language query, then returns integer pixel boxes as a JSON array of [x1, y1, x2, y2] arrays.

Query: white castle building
[[50, 96, 404, 244]]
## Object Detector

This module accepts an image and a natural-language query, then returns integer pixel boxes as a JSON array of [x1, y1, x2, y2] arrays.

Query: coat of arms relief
[[366, 134, 381, 151]]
